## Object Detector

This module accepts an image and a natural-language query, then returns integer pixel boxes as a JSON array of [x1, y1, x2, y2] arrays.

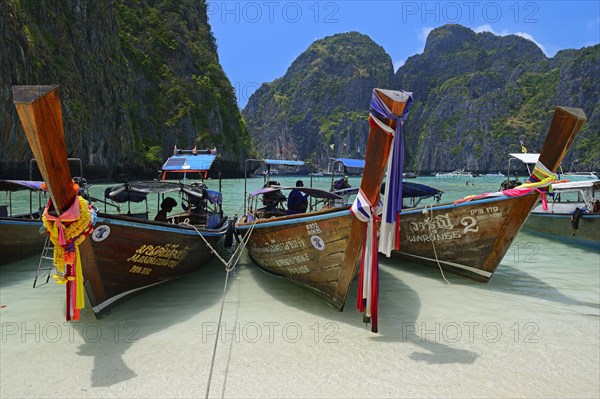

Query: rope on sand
[[179, 216, 257, 398], [421, 204, 452, 285]]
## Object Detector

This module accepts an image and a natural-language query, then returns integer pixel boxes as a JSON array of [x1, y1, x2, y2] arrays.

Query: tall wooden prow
[[13, 85, 105, 317], [334, 88, 412, 331]]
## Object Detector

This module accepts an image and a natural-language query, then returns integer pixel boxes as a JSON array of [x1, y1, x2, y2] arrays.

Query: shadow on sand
[[72, 258, 233, 387], [389, 255, 600, 312], [245, 261, 479, 365]]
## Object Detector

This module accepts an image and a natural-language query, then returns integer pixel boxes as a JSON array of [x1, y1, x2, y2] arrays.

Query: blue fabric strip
[[369, 90, 413, 225]]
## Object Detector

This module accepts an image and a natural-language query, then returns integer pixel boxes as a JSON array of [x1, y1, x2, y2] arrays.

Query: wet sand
[[1, 230, 598, 398]]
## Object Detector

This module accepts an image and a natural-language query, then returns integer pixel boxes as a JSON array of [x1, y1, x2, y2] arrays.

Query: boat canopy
[[402, 181, 444, 199], [509, 153, 540, 164], [106, 181, 222, 204], [332, 158, 365, 169], [0, 180, 44, 192], [161, 151, 216, 180], [379, 181, 444, 199], [263, 159, 305, 166], [250, 186, 342, 200], [551, 180, 600, 190]]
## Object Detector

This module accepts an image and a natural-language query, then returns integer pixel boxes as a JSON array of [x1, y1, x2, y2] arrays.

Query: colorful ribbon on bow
[[351, 189, 382, 333], [454, 161, 556, 210], [43, 194, 95, 321], [371, 90, 413, 257]]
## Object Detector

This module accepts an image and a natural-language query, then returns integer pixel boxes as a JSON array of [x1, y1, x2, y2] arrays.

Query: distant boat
[[0, 179, 47, 264], [435, 169, 474, 179], [506, 154, 598, 182], [483, 172, 505, 177], [13, 85, 230, 319], [402, 172, 419, 179], [522, 180, 599, 249], [255, 169, 279, 176], [328, 157, 365, 177], [559, 171, 599, 181], [0, 158, 87, 265], [391, 106, 587, 282]]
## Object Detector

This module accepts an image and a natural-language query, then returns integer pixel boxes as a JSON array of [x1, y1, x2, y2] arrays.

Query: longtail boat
[[236, 88, 413, 331], [389, 106, 587, 281], [0, 179, 47, 264], [523, 180, 600, 249], [0, 159, 84, 264], [13, 85, 229, 318]]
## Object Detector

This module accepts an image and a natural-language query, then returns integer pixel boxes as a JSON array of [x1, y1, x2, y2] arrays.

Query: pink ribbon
[[43, 196, 81, 246]]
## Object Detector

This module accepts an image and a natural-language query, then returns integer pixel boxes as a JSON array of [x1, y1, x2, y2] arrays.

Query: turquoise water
[[1, 175, 598, 398]]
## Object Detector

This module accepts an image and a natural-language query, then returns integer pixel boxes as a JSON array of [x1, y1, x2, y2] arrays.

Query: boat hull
[[523, 212, 600, 249], [0, 218, 46, 264], [86, 214, 227, 315], [236, 207, 355, 310], [392, 193, 538, 282]]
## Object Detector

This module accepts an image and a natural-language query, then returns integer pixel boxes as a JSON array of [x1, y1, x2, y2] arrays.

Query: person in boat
[[262, 181, 286, 213], [154, 197, 177, 222], [184, 182, 208, 214], [332, 175, 351, 191], [287, 180, 309, 214]]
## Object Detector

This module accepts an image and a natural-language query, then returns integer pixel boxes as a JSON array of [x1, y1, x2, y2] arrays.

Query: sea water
[[1, 175, 598, 398]]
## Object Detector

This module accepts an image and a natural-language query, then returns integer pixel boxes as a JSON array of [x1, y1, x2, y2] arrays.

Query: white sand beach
[[1, 229, 599, 398]]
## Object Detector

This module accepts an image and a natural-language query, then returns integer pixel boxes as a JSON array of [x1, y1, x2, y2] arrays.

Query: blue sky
[[207, 1, 600, 108]]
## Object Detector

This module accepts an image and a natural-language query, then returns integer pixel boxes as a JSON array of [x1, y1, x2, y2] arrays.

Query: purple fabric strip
[[369, 90, 413, 224]]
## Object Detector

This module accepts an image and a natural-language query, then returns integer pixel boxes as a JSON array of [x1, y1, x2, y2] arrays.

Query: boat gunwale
[[400, 191, 537, 215], [95, 213, 229, 236], [235, 205, 352, 230]]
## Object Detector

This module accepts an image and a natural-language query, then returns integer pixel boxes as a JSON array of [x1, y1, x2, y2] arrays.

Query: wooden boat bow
[[13, 85, 105, 315], [333, 88, 413, 328]]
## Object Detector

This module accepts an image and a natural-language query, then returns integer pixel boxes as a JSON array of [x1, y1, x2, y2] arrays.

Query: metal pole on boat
[[218, 170, 222, 194], [244, 159, 248, 215]]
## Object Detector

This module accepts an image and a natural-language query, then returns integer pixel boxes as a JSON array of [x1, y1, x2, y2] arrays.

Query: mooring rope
[[422, 204, 452, 285], [180, 215, 258, 399]]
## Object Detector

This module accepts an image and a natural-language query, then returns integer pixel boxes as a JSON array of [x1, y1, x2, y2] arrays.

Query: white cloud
[[414, 27, 435, 54], [514, 32, 548, 55], [474, 24, 494, 34], [474, 25, 548, 55], [418, 27, 434, 42]]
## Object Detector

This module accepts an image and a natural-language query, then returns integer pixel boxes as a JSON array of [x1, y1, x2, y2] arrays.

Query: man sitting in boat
[[287, 180, 309, 214], [184, 182, 208, 214], [332, 175, 351, 191], [154, 197, 177, 222], [262, 181, 286, 213]]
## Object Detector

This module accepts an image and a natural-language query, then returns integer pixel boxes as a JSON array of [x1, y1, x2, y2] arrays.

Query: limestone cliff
[[242, 32, 393, 167], [396, 24, 599, 173], [1, 0, 252, 179], [244, 25, 599, 173]]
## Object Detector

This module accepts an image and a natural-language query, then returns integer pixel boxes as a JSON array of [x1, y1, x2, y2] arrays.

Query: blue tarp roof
[[334, 158, 365, 169], [263, 159, 305, 166], [162, 153, 216, 172]]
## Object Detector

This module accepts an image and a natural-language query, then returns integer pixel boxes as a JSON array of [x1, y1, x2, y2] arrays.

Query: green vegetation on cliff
[[243, 32, 393, 167], [1, 0, 253, 178], [396, 25, 599, 172]]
